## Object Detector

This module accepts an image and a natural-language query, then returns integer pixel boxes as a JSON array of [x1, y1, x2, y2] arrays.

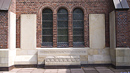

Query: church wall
[[16, 0, 111, 48], [13, 0, 113, 66], [1, 0, 130, 70]]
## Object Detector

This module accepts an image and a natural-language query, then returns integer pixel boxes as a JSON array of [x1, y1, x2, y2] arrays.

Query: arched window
[[57, 8, 68, 47], [73, 8, 84, 47], [42, 9, 53, 47]]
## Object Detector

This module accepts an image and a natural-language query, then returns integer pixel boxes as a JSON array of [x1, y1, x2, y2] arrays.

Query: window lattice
[[57, 9, 68, 47], [73, 8, 84, 47], [42, 9, 53, 47]]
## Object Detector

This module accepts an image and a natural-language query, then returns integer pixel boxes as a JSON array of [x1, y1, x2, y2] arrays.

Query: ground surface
[[0, 67, 130, 73]]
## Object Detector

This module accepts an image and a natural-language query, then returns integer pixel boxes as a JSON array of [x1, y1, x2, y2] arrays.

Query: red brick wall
[[0, 11, 8, 49], [113, 0, 130, 48], [127, 0, 130, 47], [16, 0, 113, 48], [127, 0, 130, 48], [115, 11, 129, 47], [9, 0, 16, 13]]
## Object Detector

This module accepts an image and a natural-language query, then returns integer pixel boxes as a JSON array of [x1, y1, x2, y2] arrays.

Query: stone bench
[[45, 56, 80, 65]]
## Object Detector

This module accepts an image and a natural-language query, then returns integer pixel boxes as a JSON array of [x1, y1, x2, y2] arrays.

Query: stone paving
[[0, 67, 130, 73]]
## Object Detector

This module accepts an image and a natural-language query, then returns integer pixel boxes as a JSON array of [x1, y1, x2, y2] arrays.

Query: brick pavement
[[0, 67, 130, 73]]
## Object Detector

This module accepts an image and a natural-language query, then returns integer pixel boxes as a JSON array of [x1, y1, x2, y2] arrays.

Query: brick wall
[[0, 11, 8, 49], [114, 0, 130, 48], [127, 0, 130, 48], [109, 0, 115, 12], [16, 0, 114, 48], [9, 0, 16, 13], [116, 11, 129, 47], [112, 0, 130, 48]]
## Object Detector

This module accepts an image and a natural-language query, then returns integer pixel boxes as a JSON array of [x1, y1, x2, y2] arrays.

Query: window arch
[[42, 8, 53, 47], [73, 8, 84, 47], [57, 8, 68, 47]]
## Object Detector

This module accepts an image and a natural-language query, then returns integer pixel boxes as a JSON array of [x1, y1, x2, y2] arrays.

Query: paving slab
[[84, 70, 99, 73], [17, 68, 34, 73], [125, 69, 130, 71], [17, 70, 32, 72], [58, 69, 70, 73], [110, 68, 126, 72], [83, 67, 95, 70], [31, 68, 45, 73], [3, 72, 16, 73], [16, 72, 31, 73], [114, 71, 128, 73], [95, 67, 109, 69], [10, 68, 21, 72], [0, 67, 128, 73], [0, 71, 14, 73], [18, 68, 34, 72], [44, 69, 58, 73], [97, 69, 114, 73], [71, 69, 85, 73]]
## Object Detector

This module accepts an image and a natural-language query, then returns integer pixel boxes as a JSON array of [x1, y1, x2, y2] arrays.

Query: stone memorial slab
[[21, 14, 36, 50], [45, 56, 80, 65], [89, 14, 105, 49]]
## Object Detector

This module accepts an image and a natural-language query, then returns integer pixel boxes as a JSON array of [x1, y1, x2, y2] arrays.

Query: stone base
[[0, 65, 14, 71], [110, 48, 130, 67], [44, 65, 81, 69], [37, 64, 45, 68], [14, 64, 81, 69], [14, 64, 37, 68], [37, 48, 111, 65], [112, 64, 130, 69]]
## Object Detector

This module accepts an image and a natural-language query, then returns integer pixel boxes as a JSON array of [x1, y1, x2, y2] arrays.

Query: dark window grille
[[73, 8, 84, 47], [57, 9, 68, 47], [42, 9, 53, 47]]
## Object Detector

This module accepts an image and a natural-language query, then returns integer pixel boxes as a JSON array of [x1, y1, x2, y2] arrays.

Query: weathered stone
[[89, 14, 105, 49], [21, 14, 36, 50]]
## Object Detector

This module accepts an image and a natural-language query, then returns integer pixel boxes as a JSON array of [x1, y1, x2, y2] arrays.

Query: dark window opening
[[57, 9, 68, 47], [73, 8, 84, 47], [42, 9, 53, 47]]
